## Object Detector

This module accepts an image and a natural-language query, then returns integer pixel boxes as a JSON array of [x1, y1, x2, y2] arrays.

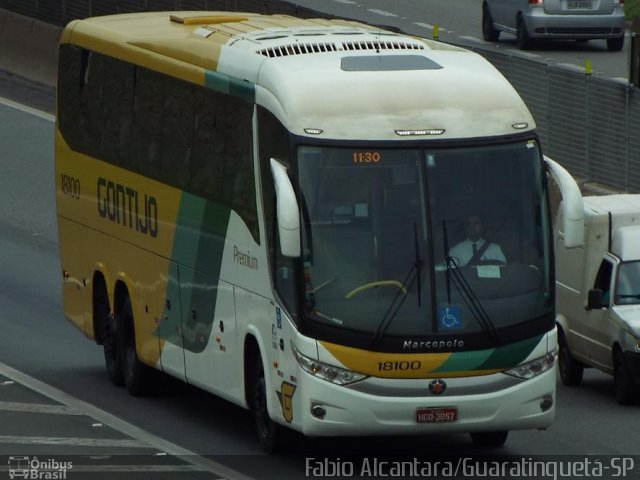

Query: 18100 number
[[61, 174, 80, 199], [378, 361, 422, 371]]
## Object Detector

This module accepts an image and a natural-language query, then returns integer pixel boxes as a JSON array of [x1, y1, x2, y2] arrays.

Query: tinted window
[[57, 45, 258, 241]]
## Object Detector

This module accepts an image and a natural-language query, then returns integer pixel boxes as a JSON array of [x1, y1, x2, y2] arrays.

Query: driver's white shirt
[[448, 238, 506, 266]]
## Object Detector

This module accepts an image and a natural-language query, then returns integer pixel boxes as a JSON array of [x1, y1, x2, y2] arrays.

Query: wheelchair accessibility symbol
[[438, 305, 462, 330]]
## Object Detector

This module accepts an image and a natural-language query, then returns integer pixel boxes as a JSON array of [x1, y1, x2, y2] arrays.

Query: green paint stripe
[[435, 347, 495, 373], [172, 192, 207, 266], [158, 193, 232, 353], [205, 70, 255, 103], [436, 335, 543, 373], [477, 335, 543, 370]]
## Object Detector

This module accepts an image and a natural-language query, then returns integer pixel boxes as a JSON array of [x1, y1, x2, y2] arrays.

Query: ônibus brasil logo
[[8, 456, 72, 479]]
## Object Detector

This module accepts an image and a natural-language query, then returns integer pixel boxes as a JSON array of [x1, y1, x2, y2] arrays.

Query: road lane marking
[[458, 35, 485, 44], [0, 361, 256, 480], [0, 95, 54, 122], [0, 435, 146, 448], [367, 9, 397, 17], [412, 22, 449, 33], [0, 401, 83, 415]]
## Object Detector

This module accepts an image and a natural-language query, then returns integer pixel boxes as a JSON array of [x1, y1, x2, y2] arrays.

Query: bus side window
[[221, 96, 257, 241], [161, 76, 194, 190], [132, 67, 164, 180], [101, 56, 134, 171], [191, 88, 222, 200], [57, 45, 83, 152], [257, 107, 298, 319]]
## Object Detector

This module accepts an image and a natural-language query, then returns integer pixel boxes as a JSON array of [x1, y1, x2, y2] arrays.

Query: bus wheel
[[103, 311, 124, 387], [470, 430, 509, 447], [119, 295, 152, 396], [613, 351, 638, 405], [558, 332, 583, 386], [252, 356, 286, 453]]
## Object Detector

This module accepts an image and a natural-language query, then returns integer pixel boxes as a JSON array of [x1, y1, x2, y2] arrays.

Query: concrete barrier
[[0, 8, 61, 88]]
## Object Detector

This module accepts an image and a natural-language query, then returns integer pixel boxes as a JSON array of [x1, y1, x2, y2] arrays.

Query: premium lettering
[[97, 177, 158, 238], [233, 246, 258, 270]]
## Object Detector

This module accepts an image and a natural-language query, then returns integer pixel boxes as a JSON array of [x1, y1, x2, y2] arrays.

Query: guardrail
[[1, 0, 638, 192]]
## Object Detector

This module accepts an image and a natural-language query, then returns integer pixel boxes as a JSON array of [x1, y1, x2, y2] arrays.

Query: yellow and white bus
[[55, 11, 583, 451]]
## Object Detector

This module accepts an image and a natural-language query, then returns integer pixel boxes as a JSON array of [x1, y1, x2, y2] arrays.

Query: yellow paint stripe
[[320, 341, 451, 379]]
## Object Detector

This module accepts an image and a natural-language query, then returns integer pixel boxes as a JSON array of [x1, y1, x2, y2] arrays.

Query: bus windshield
[[296, 141, 551, 338]]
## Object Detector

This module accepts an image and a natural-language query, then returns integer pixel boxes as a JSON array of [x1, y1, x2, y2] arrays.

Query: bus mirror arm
[[544, 156, 584, 248], [270, 158, 301, 258]]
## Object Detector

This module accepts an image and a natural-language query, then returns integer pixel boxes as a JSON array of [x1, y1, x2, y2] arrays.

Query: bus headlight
[[292, 344, 367, 386], [504, 350, 557, 380]]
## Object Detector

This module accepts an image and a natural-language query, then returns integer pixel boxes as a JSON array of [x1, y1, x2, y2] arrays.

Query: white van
[[555, 195, 640, 405]]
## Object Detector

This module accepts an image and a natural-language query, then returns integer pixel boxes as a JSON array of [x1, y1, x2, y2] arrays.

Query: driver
[[448, 213, 506, 266]]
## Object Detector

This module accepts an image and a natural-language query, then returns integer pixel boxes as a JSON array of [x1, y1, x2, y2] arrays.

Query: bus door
[[181, 268, 237, 393]]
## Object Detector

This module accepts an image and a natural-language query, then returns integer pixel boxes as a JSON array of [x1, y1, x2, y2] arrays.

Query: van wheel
[[103, 311, 124, 386], [119, 295, 153, 396], [558, 333, 583, 386], [470, 430, 509, 447], [252, 356, 287, 453], [613, 351, 638, 405], [516, 15, 532, 50], [607, 36, 624, 52], [482, 3, 500, 42]]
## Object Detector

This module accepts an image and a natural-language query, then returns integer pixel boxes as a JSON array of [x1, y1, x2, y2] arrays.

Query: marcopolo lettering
[[97, 177, 158, 238], [402, 339, 464, 350]]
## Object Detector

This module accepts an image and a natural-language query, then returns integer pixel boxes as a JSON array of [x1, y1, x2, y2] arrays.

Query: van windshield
[[615, 261, 640, 305]]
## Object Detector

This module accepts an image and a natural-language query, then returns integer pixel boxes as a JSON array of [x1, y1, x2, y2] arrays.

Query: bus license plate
[[416, 407, 457, 423]]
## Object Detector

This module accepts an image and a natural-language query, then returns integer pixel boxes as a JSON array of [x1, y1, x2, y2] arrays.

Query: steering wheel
[[345, 280, 408, 299]]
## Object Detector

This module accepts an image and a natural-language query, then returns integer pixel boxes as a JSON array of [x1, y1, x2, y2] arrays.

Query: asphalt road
[[287, 0, 632, 80]]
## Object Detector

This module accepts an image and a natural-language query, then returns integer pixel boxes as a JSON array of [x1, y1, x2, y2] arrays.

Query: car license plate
[[567, 0, 592, 9], [416, 407, 457, 423]]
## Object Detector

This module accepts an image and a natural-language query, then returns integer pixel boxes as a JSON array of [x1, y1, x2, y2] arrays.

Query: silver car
[[482, 0, 626, 51]]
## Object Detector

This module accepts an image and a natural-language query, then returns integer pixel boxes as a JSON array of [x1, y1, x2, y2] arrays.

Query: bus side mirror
[[270, 158, 301, 258], [544, 156, 584, 248]]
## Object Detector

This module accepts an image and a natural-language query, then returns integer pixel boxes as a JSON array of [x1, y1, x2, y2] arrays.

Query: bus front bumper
[[288, 368, 556, 437]]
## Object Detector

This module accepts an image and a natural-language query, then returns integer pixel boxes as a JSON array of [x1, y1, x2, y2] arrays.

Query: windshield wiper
[[442, 220, 500, 345], [370, 222, 424, 346]]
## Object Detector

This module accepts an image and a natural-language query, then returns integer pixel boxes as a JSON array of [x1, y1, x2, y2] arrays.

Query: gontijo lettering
[[97, 177, 158, 237]]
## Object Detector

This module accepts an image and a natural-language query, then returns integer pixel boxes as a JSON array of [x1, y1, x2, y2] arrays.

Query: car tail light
[[528, 0, 543, 4]]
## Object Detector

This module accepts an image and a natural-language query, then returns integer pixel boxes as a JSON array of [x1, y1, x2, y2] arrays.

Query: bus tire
[[119, 295, 153, 397], [558, 332, 583, 386], [103, 311, 124, 387], [470, 430, 509, 447], [252, 355, 286, 453], [95, 279, 124, 387]]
